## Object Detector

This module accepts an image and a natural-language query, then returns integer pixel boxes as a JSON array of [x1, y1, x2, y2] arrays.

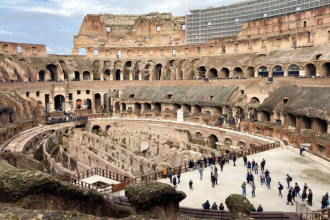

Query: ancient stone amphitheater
[[0, 4, 330, 220]]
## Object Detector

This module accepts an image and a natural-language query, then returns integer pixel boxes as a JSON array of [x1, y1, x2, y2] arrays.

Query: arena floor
[[158, 147, 330, 212]]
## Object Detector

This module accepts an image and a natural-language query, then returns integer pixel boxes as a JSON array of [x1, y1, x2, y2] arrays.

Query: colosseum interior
[[0, 2, 330, 220]]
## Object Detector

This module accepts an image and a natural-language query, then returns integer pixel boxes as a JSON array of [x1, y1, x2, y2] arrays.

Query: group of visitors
[[202, 200, 225, 211], [283, 175, 314, 207]]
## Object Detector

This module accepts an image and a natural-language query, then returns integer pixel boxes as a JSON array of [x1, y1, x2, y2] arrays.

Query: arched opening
[[83, 71, 91, 80], [315, 118, 327, 134], [250, 97, 260, 105], [153, 103, 161, 113], [305, 64, 316, 77], [106, 125, 111, 132], [54, 95, 65, 111], [183, 104, 192, 113], [260, 110, 271, 121], [224, 138, 232, 146], [288, 64, 300, 77], [301, 117, 312, 129], [59, 61, 68, 81], [195, 132, 203, 139], [233, 67, 243, 77], [173, 104, 181, 110], [91, 125, 101, 134], [322, 62, 330, 76], [247, 67, 255, 77], [121, 103, 127, 111], [93, 71, 101, 81], [84, 99, 92, 109], [47, 64, 57, 81], [287, 114, 296, 128], [208, 134, 218, 149], [94, 93, 102, 113], [198, 66, 206, 79], [115, 69, 121, 81], [38, 71, 45, 81], [193, 105, 202, 114], [76, 99, 82, 110], [272, 65, 284, 77], [104, 69, 111, 80], [135, 103, 142, 112], [258, 66, 269, 77], [74, 71, 80, 81], [155, 64, 162, 80], [125, 61, 132, 68], [237, 141, 246, 150], [144, 103, 152, 111], [220, 67, 230, 78], [209, 68, 218, 79]]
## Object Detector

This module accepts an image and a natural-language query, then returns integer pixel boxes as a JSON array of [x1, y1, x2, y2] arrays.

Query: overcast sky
[[0, 0, 239, 54]]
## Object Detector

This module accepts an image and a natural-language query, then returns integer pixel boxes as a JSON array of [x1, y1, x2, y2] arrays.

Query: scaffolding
[[186, 0, 330, 44]]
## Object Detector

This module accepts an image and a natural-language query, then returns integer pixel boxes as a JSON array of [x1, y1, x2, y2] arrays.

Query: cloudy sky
[[0, 0, 239, 54]]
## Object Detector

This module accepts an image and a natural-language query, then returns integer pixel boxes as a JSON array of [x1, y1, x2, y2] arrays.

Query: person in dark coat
[[211, 202, 218, 210], [294, 183, 301, 197], [302, 189, 307, 203], [287, 188, 294, 205], [291, 188, 296, 202], [220, 158, 225, 172], [232, 152, 237, 166], [172, 176, 177, 188], [202, 200, 210, 210], [307, 189, 313, 206], [286, 174, 292, 189], [211, 173, 216, 188], [177, 169, 181, 184], [189, 179, 193, 190], [264, 169, 270, 178], [219, 203, 225, 211], [260, 159, 266, 171], [257, 205, 263, 212], [278, 182, 284, 197], [247, 161, 252, 171], [243, 155, 247, 166], [266, 175, 271, 189]]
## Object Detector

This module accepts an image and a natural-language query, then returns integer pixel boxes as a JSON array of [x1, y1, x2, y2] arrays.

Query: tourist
[[220, 158, 225, 172], [243, 155, 247, 166], [211, 202, 218, 210], [307, 189, 313, 206], [251, 159, 255, 170], [211, 172, 216, 188], [287, 188, 294, 206], [260, 159, 266, 171], [198, 165, 204, 180], [172, 176, 177, 188], [251, 182, 256, 197], [257, 205, 263, 212], [242, 181, 247, 196], [214, 171, 218, 185], [286, 174, 292, 189], [253, 163, 259, 175], [302, 189, 307, 203], [300, 145, 305, 156], [202, 200, 210, 210], [189, 179, 193, 190], [232, 152, 237, 166], [264, 169, 270, 178], [219, 203, 225, 211], [291, 187, 296, 202], [266, 175, 271, 189], [303, 183, 308, 191], [246, 172, 254, 184], [203, 157, 207, 167], [168, 168, 173, 183], [321, 193, 329, 209], [278, 182, 284, 197], [260, 171, 265, 185], [177, 169, 181, 184], [294, 183, 301, 197], [247, 161, 252, 171], [214, 166, 218, 175]]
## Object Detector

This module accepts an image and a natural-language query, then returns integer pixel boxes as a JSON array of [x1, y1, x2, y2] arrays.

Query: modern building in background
[[186, 0, 330, 44]]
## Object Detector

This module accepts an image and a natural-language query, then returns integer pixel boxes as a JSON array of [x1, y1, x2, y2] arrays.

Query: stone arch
[[258, 66, 269, 77], [220, 67, 230, 78], [208, 134, 218, 149], [83, 71, 91, 80], [115, 69, 121, 81], [54, 95, 65, 111], [250, 97, 260, 104], [224, 138, 232, 146], [91, 125, 101, 134], [195, 132, 203, 139], [321, 62, 330, 76], [197, 66, 206, 79], [104, 69, 111, 80], [59, 60, 69, 80], [304, 63, 316, 76], [84, 99, 92, 109], [74, 71, 80, 81], [94, 93, 102, 113], [288, 64, 300, 77], [154, 64, 162, 80], [272, 65, 284, 77], [209, 68, 218, 79], [233, 67, 243, 77], [46, 64, 57, 81], [237, 141, 246, 150], [246, 67, 255, 77], [76, 99, 82, 109], [105, 125, 111, 131], [135, 103, 142, 112], [144, 103, 152, 111], [38, 70, 45, 81]]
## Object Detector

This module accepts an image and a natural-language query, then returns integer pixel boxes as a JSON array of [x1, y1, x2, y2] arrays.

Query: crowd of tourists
[[163, 152, 329, 212]]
